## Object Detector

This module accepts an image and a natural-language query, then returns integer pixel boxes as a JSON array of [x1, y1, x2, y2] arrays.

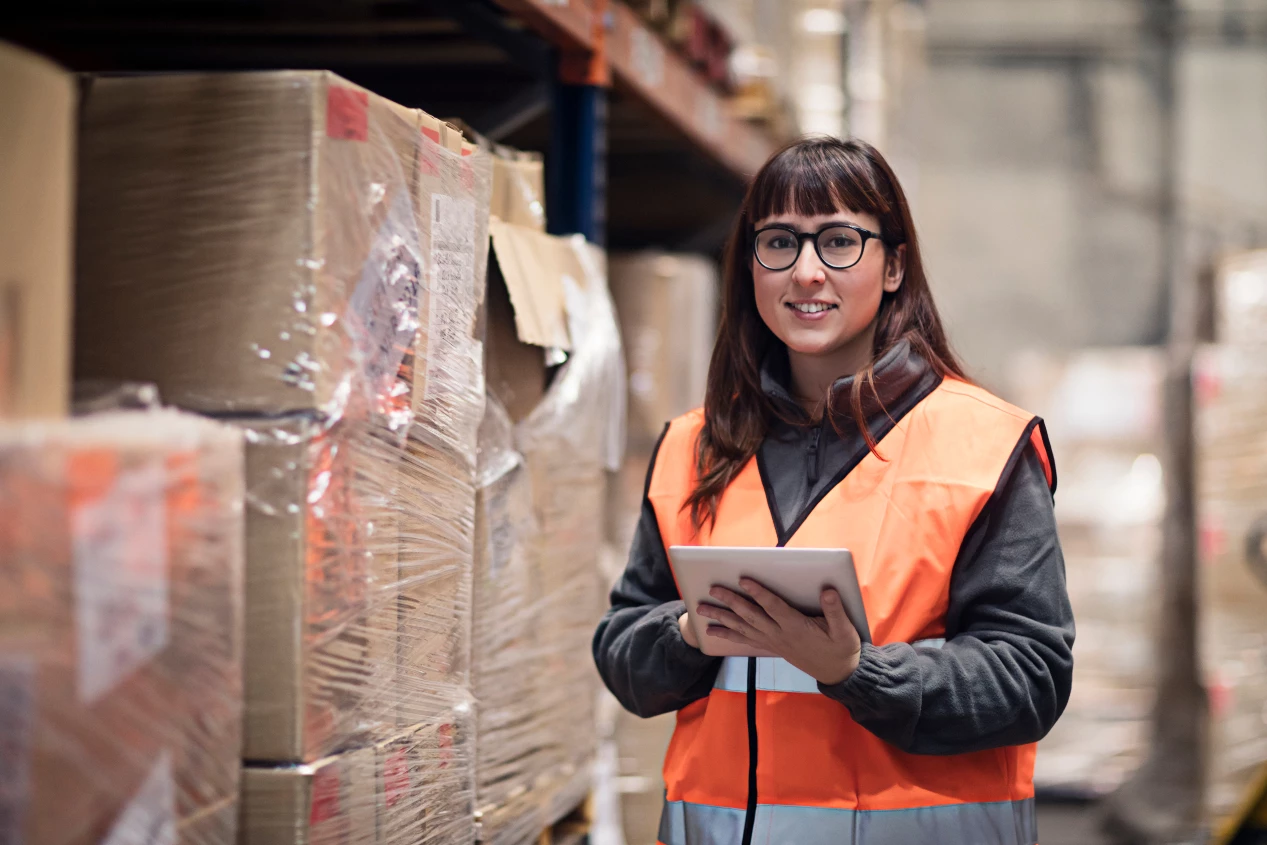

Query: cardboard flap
[[488, 220, 574, 350]]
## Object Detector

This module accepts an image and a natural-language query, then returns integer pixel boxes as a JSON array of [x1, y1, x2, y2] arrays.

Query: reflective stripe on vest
[[652, 379, 1055, 845], [713, 644, 947, 694], [657, 797, 1038, 845]]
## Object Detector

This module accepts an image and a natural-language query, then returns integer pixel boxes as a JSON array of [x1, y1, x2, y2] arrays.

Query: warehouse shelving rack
[[1, 0, 785, 252]]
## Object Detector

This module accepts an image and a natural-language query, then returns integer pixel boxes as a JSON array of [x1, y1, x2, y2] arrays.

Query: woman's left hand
[[697, 578, 862, 686]]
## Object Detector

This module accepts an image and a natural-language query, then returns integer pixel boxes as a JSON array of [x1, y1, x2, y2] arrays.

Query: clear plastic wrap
[[472, 238, 626, 844], [1005, 348, 1167, 796], [72, 71, 492, 842], [240, 696, 475, 845], [1194, 345, 1267, 829], [0, 409, 245, 845]]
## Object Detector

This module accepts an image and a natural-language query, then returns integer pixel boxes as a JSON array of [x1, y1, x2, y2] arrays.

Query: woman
[[593, 138, 1074, 845]]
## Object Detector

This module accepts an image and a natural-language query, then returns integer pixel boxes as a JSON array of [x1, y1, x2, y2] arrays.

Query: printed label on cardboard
[[73, 460, 169, 704], [0, 655, 35, 845], [486, 484, 514, 579], [348, 189, 424, 435], [327, 86, 370, 142], [100, 751, 176, 845], [423, 194, 478, 405]]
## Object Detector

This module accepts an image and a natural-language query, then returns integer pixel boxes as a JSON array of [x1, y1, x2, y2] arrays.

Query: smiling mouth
[[787, 302, 838, 314]]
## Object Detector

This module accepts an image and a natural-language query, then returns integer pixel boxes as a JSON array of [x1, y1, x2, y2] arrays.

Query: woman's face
[[751, 208, 904, 364]]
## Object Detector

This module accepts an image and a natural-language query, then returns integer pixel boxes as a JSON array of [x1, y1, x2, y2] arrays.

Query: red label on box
[[309, 768, 343, 824], [382, 749, 410, 807], [327, 86, 370, 141], [421, 126, 441, 144]]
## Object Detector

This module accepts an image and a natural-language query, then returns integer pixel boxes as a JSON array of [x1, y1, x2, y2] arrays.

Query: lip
[[785, 300, 838, 322]]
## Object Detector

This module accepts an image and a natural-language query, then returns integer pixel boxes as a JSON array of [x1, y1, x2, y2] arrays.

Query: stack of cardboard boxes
[[1007, 349, 1167, 797], [1, 45, 248, 845], [605, 253, 718, 845], [0, 411, 247, 845], [1195, 250, 1267, 835], [72, 71, 492, 844]]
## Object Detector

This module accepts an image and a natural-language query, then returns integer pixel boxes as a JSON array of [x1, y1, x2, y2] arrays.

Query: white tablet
[[668, 545, 872, 658]]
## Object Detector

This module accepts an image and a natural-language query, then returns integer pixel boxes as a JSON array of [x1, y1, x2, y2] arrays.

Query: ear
[[883, 244, 906, 293]]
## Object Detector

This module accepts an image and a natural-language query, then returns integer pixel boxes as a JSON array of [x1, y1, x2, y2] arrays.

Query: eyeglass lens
[[755, 226, 865, 271]]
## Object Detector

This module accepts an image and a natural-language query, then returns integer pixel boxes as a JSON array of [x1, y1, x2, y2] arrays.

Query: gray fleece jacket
[[592, 340, 1075, 755]]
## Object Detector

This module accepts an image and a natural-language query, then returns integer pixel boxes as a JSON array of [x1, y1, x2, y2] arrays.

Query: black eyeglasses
[[752, 223, 891, 272]]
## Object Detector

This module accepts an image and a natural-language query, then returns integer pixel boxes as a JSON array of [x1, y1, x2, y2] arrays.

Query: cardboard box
[[241, 711, 474, 845], [240, 747, 378, 845], [608, 253, 717, 452], [491, 150, 546, 231], [232, 414, 401, 763], [1214, 250, 1267, 350], [1195, 345, 1267, 828], [376, 715, 475, 845], [0, 410, 244, 845], [0, 43, 73, 419], [396, 434, 476, 729], [76, 71, 492, 447]]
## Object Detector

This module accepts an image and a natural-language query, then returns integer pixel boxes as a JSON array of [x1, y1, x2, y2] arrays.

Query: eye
[[824, 233, 860, 249], [768, 235, 796, 250]]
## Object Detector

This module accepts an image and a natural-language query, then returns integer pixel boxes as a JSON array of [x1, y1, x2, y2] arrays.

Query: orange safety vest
[[648, 378, 1055, 845]]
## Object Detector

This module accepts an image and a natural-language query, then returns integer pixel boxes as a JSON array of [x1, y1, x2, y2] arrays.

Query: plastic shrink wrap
[[1007, 349, 1167, 796], [72, 70, 490, 843], [0, 410, 245, 845], [474, 233, 625, 844], [1195, 345, 1267, 833]]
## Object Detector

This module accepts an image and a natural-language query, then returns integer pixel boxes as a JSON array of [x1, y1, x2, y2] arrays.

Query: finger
[[820, 589, 857, 641], [697, 604, 756, 637], [704, 625, 762, 649], [738, 578, 800, 625], [710, 587, 775, 633]]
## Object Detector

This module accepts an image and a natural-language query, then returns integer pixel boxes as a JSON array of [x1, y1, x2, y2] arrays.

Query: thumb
[[820, 589, 855, 641]]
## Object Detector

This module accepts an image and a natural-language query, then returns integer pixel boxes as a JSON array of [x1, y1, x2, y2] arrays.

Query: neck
[[787, 322, 878, 416]]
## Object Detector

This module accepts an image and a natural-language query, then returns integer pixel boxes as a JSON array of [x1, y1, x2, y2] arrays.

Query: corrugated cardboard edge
[[487, 220, 573, 350]]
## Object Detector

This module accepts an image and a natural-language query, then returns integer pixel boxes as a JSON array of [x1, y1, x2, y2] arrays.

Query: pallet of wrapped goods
[[0, 43, 73, 419], [0, 410, 244, 845], [476, 228, 625, 844], [241, 698, 476, 845], [75, 71, 491, 447], [1007, 348, 1166, 796], [1195, 345, 1267, 837], [72, 71, 491, 764]]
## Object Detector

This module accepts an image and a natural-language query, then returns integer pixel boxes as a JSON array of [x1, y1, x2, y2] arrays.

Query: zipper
[[741, 656, 759, 845], [806, 423, 823, 486]]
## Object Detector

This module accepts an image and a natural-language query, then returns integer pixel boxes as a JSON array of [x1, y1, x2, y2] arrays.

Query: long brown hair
[[685, 137, 967, 528]]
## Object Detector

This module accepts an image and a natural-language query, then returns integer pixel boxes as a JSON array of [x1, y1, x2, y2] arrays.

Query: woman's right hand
[[678, 612, 701, 649]]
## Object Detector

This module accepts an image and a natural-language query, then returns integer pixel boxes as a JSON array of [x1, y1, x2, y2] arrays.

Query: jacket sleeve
[[819, 441, 1076, 755], [592, 435, 723, 718]]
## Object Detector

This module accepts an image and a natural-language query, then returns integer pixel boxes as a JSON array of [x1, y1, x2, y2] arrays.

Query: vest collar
[[760, 338, 935, 433]]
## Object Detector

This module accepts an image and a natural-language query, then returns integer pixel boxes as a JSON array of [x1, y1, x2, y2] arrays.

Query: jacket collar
[[761, 338, 935, 430]]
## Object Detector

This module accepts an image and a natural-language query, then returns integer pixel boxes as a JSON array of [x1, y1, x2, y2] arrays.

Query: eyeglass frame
[[751, 222, 897, 272]]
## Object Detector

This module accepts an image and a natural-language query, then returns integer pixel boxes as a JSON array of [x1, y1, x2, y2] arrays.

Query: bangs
[[748, 139, 894, 226]]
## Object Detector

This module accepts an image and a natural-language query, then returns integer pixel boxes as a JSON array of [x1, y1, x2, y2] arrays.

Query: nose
[[790, 238, 827, 287]]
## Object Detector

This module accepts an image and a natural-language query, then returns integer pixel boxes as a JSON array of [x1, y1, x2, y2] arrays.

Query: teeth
[[790, 302, 835, 314]]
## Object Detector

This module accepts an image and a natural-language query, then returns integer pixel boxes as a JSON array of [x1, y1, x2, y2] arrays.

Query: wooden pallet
[[538, 794, 593, 845]]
